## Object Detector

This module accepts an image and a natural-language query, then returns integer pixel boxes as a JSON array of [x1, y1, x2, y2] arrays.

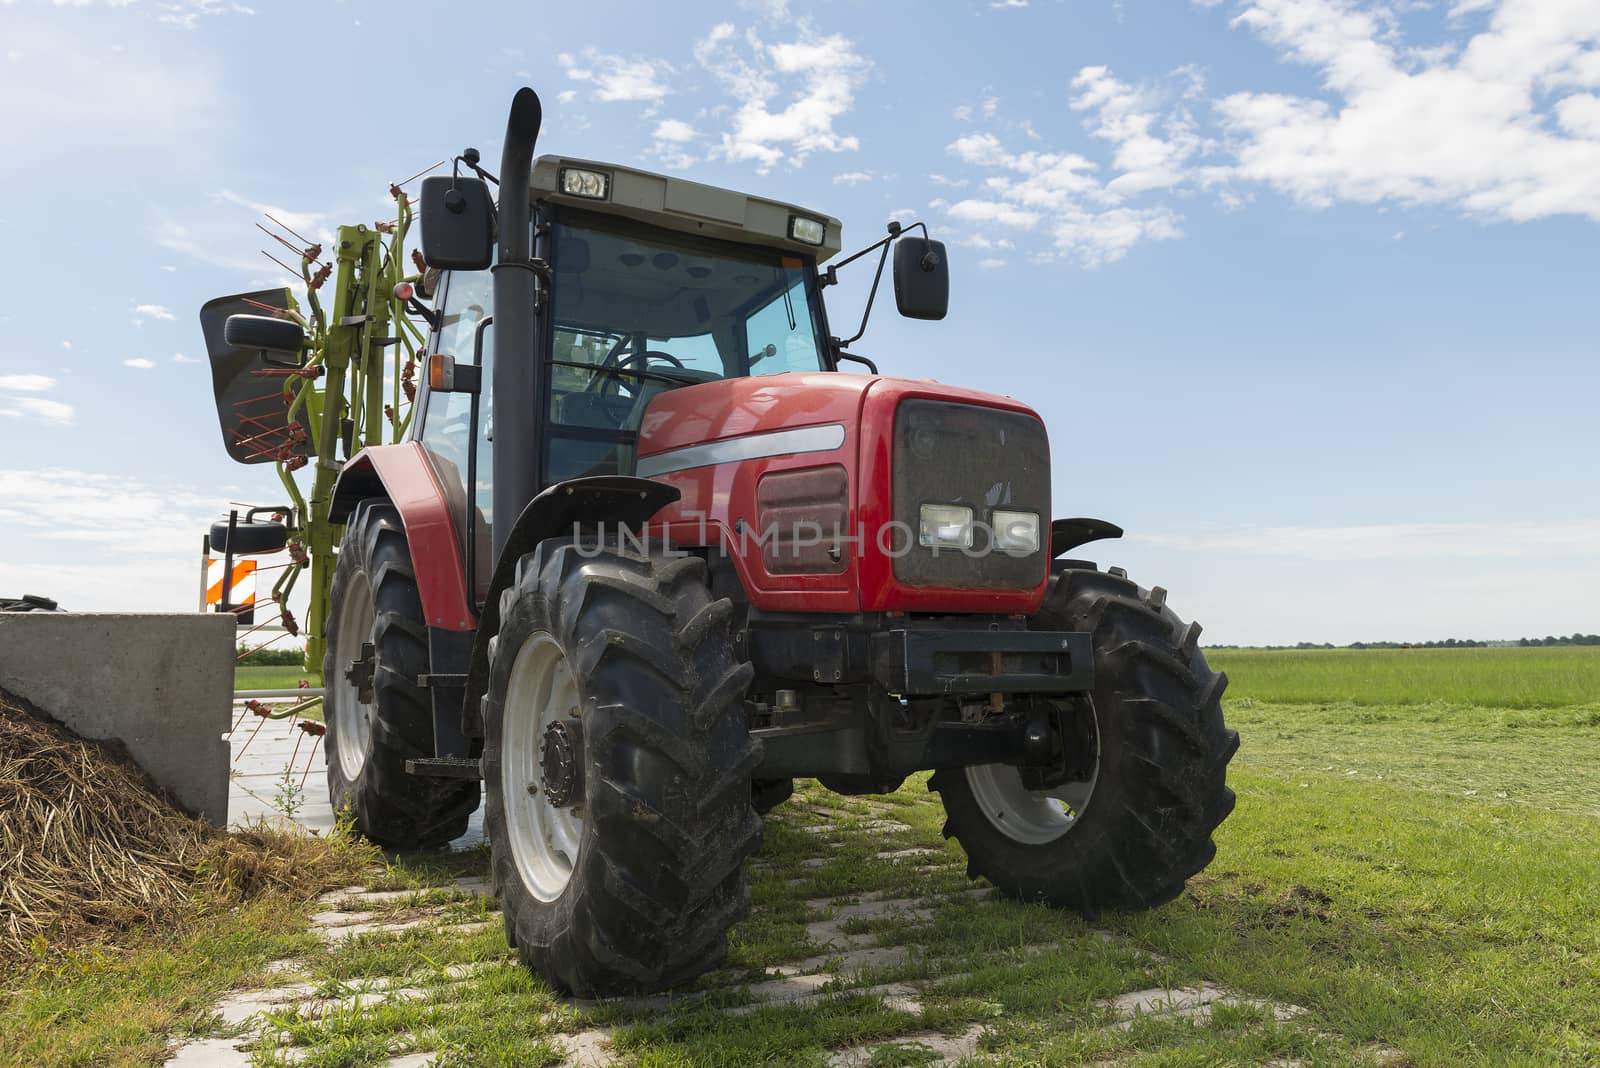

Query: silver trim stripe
[[636, 423, 847, 478]]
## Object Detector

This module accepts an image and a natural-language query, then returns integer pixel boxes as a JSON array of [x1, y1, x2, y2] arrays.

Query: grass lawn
[[1210, 645, 1600, 707], [235, 665, 317, 692], [5, 647, 1597, 1065]]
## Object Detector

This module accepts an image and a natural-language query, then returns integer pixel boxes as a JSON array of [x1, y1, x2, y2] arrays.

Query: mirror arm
[[834, 351, 879, 374], [837, 240, 893, 348], [405, 294, 440, 331], [820, 220, 933, 347]]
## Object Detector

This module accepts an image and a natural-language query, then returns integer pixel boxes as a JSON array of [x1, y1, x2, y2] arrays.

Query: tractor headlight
[[919, 503, 974, 549], [789, 215, 826, 245], [559, 167, 610, 200], [990, 510, 1041, 554]]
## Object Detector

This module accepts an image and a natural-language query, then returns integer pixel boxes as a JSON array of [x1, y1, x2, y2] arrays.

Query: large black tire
[[323, 501, 479, 849], [931, 566, 1237, 914], [482, 539, 762, 995]]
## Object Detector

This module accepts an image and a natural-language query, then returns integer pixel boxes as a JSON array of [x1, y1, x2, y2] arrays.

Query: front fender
[[329, 442, 476, 631], [460, 475, 681, 737]]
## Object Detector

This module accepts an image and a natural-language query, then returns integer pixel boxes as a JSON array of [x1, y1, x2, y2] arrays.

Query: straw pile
[[0, 687, 371, 963]]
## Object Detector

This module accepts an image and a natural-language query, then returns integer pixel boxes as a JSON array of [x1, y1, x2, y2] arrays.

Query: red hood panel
[[637, 372, 1039, 456]]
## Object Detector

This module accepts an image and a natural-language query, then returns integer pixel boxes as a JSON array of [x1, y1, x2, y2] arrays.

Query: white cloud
[[60, 340, 71, 349], [0, 397, 74, 425], [693, 19, 869, 171], [124, 357, 157, 369], [210, 190, 327, 244], [557, 89, 578, 105], [941, 94, 1189, 267], [653, 118, 699, 142], [832, 170, 873, 185], [990, 0, 1029, 7], [173, 352, 201, 364], [978, 257, 1008, 269], [154, 0, 255, 30], [0, 374, 55, 391], [1071, 65, 1205, 195], [132, 304, 175, 322], [1133, 519, 1600, 562], [945, 198, 1041, 228], [1214, 0, 1600, 223], [557, 47, 672, 103]]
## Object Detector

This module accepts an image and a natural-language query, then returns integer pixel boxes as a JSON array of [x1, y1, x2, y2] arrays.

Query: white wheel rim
[[964, 707, 1099, 845], [331, 570, 375, 779], [502, 632, 584, 902]]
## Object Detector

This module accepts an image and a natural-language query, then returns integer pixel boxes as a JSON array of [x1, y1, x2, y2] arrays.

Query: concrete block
[[0, 612, 235, 824]]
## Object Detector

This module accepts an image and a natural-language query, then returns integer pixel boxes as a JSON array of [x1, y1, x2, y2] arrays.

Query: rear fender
[[329, 442, 475, 631]]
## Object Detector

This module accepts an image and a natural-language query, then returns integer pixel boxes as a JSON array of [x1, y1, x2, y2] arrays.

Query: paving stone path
[[189, 719, 1396, 1065]]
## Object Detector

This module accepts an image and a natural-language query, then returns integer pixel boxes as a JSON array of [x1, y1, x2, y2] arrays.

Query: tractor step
[[405, 756, 483, 780]]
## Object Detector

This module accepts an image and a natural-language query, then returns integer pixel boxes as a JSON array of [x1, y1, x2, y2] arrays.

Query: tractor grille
[[891, 399, 1050, 589]]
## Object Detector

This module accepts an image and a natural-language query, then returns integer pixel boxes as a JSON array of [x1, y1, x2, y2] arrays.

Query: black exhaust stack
[[491, 87, 543, 562]]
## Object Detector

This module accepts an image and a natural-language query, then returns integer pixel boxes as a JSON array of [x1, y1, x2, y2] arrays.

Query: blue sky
[[1, 0, 1596, 644]]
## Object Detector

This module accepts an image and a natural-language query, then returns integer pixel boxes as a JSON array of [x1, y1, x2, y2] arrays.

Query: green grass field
[[235, 665, 317, 692], [1209, 644, 1600, 707], [8, 645, 1598, 1065]]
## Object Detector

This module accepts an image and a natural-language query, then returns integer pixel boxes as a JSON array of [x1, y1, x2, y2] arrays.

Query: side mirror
[[224, 313, 304, 354], [421, 175, 494, 271], [892, 237, 949, 321], [210, 515, 289, 556]]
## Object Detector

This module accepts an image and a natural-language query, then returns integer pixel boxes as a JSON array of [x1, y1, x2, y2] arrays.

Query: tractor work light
[[560, 167, 610, 200], [789, 215, 826, 245], [919, 503, 974, 549], [990, 510, 1041, 554]]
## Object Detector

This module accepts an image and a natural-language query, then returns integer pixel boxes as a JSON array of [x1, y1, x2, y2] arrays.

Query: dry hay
[[0, 688, 372, 964]]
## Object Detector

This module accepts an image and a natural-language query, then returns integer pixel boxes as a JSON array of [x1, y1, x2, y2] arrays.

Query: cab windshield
[[544, 214, 828, 481]]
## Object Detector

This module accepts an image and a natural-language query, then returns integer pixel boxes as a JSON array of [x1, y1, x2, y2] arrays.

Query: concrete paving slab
[[227, 723, 483, 848]]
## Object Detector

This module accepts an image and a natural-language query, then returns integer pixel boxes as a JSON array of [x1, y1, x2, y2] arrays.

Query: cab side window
[[421, 270, 492, 481]]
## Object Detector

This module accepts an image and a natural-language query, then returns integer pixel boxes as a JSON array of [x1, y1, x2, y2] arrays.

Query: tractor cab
[[414, 149, 943, 601]]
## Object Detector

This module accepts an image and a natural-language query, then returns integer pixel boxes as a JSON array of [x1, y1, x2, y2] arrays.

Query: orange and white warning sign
[[205, 558, 257, 614]]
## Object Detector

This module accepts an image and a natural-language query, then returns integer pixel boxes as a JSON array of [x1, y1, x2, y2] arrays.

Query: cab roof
[[530, 155, 842, 263]]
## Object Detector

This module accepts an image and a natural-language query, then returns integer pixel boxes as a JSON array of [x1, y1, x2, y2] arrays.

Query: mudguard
[[459, 475, 681, 738], [1050, 517, 1124, 558], [328, 442, 476, 631]]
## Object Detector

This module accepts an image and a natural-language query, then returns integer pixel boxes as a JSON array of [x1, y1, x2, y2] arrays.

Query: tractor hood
[[636, 372, 1052, 617], [635, 372, 1042, 461]]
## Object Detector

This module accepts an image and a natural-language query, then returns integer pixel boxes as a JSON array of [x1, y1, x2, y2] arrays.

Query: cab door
[[416, 268, 495, 604]]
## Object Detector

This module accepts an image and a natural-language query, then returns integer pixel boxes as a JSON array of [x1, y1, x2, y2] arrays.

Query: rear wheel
[[931, 567, 1237, 914], [323, 501, 478, 849], [482, 538, 762, 995]]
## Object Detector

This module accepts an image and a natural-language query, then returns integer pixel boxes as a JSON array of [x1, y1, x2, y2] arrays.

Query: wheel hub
[[540, 719, 584, 808], [344, 641, 376, 705]]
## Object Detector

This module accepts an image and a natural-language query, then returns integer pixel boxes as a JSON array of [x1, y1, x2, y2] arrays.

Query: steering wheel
[[617, 349, 685, 370], [584, 349, 687, 396]]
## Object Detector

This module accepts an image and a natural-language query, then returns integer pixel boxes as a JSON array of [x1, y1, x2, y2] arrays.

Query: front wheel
[[482, 539, 762, 995], [322, 501, 479, 849], [931, 567, 1237, 914]]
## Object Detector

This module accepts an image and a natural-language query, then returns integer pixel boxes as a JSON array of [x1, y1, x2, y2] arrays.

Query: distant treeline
[[1242, 635, 1600, 651]]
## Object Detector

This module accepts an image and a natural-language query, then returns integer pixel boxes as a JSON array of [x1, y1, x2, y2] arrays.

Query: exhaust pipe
[[491, 87, 543, 562]]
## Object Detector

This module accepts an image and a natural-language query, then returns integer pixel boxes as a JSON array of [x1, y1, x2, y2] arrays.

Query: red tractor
[[251, 89, 1236, 995]]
